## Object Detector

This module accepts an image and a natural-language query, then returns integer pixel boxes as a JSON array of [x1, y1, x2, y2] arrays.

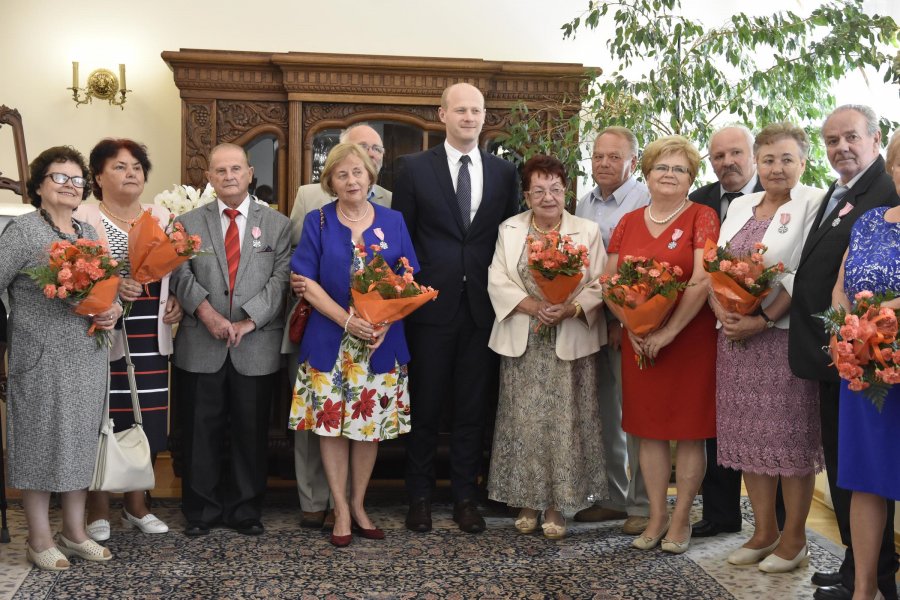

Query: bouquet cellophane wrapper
[[350, 288, 439, 325], [605, 293, 677, 337], [128, 211, 188, 284], [74, 276, 121, 316], [530, 271, 583, 304]]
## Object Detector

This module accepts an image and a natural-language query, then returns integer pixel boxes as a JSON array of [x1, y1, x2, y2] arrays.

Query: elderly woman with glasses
[[486, 154, 608, 540], [601, 136, 719, 554]]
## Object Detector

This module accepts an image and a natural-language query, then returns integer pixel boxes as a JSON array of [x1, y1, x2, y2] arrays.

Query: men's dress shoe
[[323, 510, 336, 530], [300, 511, 325, 529], [122, 510, 169, 534], [351, 519, 385, 540], [632, 517, 671, 550], [405, 498, 432, 533], [812, 571, 843, 587], [573, 506, 627, 522], [329, 532, 352, 547], [622, 516, 650, 535], [234, 519, 264, 536], [85, 519, 111, 542], [691, 519, 741, 538], [453, 500, 486, 534], [184, 522, 210, 537], [759, 544, 808, 573], [813, 584, 853, 600], [727, 537, 780, 565]]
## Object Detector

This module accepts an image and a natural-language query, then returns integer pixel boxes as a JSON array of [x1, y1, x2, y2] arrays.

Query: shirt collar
[[720, 174, 758, 198], [591, 176, 637, 206], [444, 141, 481, 166], [217, 195, 251, 217]]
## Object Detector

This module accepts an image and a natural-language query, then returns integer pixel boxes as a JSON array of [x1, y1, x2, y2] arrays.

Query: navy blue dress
[[837, 207, 900, 500]]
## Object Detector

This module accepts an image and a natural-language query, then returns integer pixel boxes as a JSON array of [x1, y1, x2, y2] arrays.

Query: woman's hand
[[368, 322, 392, 350], [118, 277, 143, 302], [345, 313, 377, 342], [162, 295, 183, 324], [537, 302, 576, 327], [721, 314, 767, 342], [92, 302, 124, 331], [627, 330, 645, 357], [290, 273, 307, 299], [707, 292, 731, 324], [640, 327, 677, 361]]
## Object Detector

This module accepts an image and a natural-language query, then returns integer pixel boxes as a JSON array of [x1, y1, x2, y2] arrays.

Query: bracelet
[[344, 314, 353, 332], [759, 308, 771, 322]]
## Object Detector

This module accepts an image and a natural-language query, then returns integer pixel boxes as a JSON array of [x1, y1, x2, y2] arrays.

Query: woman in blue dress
[[831, 133, 900, 600]]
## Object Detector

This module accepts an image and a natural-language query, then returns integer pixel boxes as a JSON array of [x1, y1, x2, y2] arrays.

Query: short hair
[[595, 126, 639, 158], [710, 124, 754, 154], [440, 82, 483, 109], [521, 154, 567, 191], [339, 122, 372, 143], [886, 130, 900, 173], [89, 138, 152, 200], [26, 146, 91, 208], [822, 104, 879, 137], [640, 136, 701, 182], [753, 122, 811, 160], [319, 143, 378, 197], [208, 142, 251, 166]]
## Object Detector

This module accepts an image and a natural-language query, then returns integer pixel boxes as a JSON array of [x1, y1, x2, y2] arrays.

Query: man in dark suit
[[688, 125, 765, 539], [789, 105, 899, 600], [394, 83, 519, 533], [171, 143, 291, 537]]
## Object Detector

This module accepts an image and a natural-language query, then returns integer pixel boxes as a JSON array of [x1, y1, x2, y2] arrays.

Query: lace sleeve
[[606, 211, 629, 254], [692, 204, 720, 249]]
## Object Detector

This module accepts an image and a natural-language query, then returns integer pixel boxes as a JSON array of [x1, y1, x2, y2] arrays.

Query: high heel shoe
[[329, 532, 353, 547], [758, 544, 808, 573], [727, 537, 780, 565], [632, 517, 670, 550], [661, 525, 692, 554], [351, 519, 385, 540]]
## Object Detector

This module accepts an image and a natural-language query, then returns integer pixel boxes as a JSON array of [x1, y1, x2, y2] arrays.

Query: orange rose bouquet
[[129, 212, 202, 287], [526, 230, 589, 303], [600, 255, 689, 368], [818, 290, 899, 411], [703, 238, 786, 315], [24, 239, 121, 346], [350, 243, 438, 325]]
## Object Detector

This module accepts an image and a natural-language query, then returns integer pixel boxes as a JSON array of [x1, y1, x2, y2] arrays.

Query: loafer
[[85, 519, 111, 542], [691, 519, 741, 538], [573, 506, 627, 522], [813, 584, 852, 600], [56, 534, 112, 562], [300, 511, 325, 529], [26, 543, 70, 571], [184, 522, 210, 537], [234, 519, 264, 536], [812, 571, 843, 587], [727, 537, 780, 565], [122, 510, 169, 534], [759, 544, 808, 573], [632, 517, 670, 550], [351, 519, 385, 540], [405, 498, 432, 533], [622, 516, 650, 535], [452, 500, 486, 534]]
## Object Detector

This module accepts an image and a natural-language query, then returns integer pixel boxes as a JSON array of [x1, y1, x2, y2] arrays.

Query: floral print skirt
[[289, 333, 410, 441]]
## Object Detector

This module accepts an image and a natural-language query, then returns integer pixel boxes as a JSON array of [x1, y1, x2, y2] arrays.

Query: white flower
[[153, 184, 217, 215]]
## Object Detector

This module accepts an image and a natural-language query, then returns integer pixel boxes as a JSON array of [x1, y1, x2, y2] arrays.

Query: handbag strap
[[119, 320, 144, 426]]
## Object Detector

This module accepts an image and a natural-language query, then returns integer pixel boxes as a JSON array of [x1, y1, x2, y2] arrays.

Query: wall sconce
[[69, 62, 129, 109]]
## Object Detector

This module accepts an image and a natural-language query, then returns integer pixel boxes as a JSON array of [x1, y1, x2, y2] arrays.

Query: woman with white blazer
[[709, 123, 826, 573], [486, 155, 608, 540]]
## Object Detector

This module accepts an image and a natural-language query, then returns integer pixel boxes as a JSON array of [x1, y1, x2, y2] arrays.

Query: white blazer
[[717, 184, 826, 328], [487, 210, 607, 360]]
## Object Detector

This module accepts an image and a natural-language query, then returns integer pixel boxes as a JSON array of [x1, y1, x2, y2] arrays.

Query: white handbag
[[90, 321, 156, 492]]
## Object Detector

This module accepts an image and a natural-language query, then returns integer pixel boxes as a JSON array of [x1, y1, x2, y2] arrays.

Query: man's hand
[[230, 319, 256, 348], [197, 300, 235, 344], [607, 321, 623, 351], [162, 295, 183, 324], [290, 273, 307, 299]]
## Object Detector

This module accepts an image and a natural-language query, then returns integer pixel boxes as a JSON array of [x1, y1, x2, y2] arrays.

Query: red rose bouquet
[[703, 238, 785, 315]]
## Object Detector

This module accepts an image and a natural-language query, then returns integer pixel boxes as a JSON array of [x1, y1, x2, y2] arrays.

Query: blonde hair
[[640, 135, 701, 182], [886, 130, 900, 173], [319, 143, 377, 197], [754, 122, 810, 159]]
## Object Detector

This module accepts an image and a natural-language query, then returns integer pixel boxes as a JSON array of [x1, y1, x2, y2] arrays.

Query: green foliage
[[501, 0, 900, 189]]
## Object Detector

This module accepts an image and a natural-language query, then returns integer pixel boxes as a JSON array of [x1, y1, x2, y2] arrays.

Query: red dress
[[607, 202, 719, 440]]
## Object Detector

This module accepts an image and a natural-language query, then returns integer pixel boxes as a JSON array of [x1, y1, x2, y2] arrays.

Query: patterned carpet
[[0, 493, 854, 599]]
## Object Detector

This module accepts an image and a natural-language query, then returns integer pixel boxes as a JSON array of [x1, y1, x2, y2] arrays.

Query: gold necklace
[[531, 214, 562, 234], [100, 201, 144, 226]]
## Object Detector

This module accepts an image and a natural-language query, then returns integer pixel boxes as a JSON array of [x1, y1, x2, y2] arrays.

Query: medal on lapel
[[251, 226, 262, 248], [831, 203, 854, 228], [778, 213, 791, 234], [374, 227, 388, 249], [667, 228, 683, 250]]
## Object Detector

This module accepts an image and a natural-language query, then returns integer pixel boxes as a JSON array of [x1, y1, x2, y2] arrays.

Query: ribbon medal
[[251, 226, 262, 248], [778, 213, 791, 234], [831, 202, 854, 228], [667, 228, 683, 250], [374, 227, 388, 249]]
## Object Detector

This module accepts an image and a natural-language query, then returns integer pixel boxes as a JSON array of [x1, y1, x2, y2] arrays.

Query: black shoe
[[234, 519, 264, 536], [405, 498, 432, 533], [184, 522, 210, 537], [813, 584, 852, 600], [812, 571, 843, 587], [691, 519, 741, 538], [453, 500, 486, 534]]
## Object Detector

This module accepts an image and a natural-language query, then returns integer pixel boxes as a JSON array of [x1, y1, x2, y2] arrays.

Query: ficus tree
[[500, 0, 899, 191]]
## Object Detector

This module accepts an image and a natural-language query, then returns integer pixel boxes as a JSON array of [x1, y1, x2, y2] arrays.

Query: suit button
[[224, 290, 229, 295]]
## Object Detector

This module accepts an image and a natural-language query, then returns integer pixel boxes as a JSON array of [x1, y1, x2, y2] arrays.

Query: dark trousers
[[404, 297, 498, 503], [177, 359, 273, 526], [820, 381, 898, 597]]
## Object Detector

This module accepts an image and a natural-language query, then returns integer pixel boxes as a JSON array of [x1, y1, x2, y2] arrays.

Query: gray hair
[[710, 124, 754, 153], [594, 126, 639, 158], [822, 104, 879, 137], [339, 122, 373, 143]]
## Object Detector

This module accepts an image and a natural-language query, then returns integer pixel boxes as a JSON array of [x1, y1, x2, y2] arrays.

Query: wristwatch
[[759, 308, 776, 329]]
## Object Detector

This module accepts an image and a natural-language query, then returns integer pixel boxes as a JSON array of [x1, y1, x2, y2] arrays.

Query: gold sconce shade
[[69, 61, 129, 109]]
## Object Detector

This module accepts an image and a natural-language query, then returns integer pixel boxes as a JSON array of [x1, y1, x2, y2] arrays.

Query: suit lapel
[[203, 202, 230, 287], [469, 150, 494, 234], [428, 145, 465, 235], [798, 181, 838, 268], [233, 201, 262, 290]]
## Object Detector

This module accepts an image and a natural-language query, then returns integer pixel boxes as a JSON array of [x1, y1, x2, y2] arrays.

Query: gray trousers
[[597, 345, 649, 516], [289, 351, 331, 512]]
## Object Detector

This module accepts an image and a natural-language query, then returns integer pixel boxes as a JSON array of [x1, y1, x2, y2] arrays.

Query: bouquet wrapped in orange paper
[[818, 290, 899, 411], [600, 255, 689, 368], [129, 211, 203, 288], [703, 238, 785, 315], [24, 239, 121, 346], [526, 230, 589, 304], [350, 244, 438, 325]]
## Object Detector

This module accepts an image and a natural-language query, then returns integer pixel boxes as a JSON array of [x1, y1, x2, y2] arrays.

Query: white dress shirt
[[217, 196, 251, 246], [444, 141, 484, 223], [575, 177, 650, 248]]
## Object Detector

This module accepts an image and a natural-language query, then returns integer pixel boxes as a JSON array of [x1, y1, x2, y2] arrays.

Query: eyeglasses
[[45, 172, 87, 188], [526, 186, 566, 200], [651, 164, 690, 176], [358, 142, 385, 155]]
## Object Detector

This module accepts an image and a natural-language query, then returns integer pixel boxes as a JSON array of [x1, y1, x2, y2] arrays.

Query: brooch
[[778, 213, 791, 234], [831, 203, 854, 228], [667, 228, 683, 250]]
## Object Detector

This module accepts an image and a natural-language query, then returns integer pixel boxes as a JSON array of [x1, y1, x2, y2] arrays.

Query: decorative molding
[[184, 100, 214, 188], [0, 105, 30, 200], [303, 103, 439, 129], [217, 101, 288, 142]]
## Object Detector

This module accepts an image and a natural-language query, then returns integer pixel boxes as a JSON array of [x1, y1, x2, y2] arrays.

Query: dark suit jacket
[[392, 144, 520, 328], [689, 176, 764, 221], [0, 296, 6, 342], [788, 156, 899, 381]]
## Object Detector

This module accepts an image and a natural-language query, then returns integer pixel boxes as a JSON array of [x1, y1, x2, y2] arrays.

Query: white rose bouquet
[[153, 184, 216, 216]]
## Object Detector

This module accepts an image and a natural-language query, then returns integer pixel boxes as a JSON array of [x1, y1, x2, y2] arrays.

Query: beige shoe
[[622, 516, 650, 535], [727, 537, 780, 565], [661, 526, 692, 554], [514, 509, 539, 534], [632, 517, 670, 550], [26, 544, 70, 571], [573, 506, 627, 522], [541, 520, 567, 540], [758, 544, 808, 573], [57, 534, 112, 562]]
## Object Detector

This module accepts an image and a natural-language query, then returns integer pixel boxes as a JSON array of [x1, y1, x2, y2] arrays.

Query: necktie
[[456, 155, 472, 228], [223, 208, 241, 295], [720, 191, 742, 219], [819, 185, 849, 229]]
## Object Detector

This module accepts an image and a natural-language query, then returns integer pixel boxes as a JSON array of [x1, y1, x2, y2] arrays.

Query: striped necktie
[[223, 208, 241, 296]]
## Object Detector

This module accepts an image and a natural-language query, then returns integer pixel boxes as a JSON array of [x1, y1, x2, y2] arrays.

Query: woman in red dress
[[603, 136, 719, 554]]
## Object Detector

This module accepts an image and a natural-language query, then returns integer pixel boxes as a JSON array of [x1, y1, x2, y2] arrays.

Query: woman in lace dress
[[486, 155, 607, 539], [832, 132, 900, 600], [711, 123, 826, 572]]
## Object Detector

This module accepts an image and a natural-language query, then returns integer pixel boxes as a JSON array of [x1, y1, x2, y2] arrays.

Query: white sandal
[[57, 534, 112, 562], [26, 544, 70, 571]]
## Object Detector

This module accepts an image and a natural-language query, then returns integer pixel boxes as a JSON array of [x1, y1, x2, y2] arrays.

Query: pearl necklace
[[337, 201, 371, 223], [40, 208, 82, 241], [647, 198, 687, 225], [531, 215, 562, 234], [100, 201, 144, 228]]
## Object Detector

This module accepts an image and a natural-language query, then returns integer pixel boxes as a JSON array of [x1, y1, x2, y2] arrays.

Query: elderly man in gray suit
[[172, 143, 291, 537], [283, 123, 392, 530]]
